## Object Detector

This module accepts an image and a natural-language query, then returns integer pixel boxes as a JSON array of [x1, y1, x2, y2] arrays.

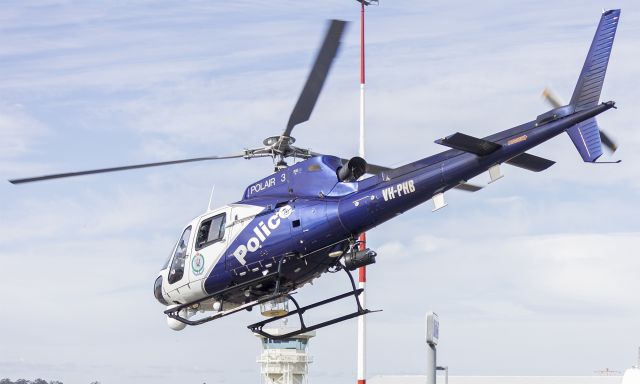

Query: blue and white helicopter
[[10, 10, 622, 338]]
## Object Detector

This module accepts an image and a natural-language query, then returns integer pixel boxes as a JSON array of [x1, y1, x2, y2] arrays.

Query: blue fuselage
[[200, 102, 613, 304]]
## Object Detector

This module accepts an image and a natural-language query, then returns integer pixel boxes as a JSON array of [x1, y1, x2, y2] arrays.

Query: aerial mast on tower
[[354, 2, 378, 384]]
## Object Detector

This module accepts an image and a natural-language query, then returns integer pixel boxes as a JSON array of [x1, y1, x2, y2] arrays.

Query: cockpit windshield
[[168, 226, 192, 284], [161, 250, 173, 271]]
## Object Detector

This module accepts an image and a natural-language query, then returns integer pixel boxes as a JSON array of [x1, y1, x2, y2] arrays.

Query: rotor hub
[[263, 136, 296, 147]]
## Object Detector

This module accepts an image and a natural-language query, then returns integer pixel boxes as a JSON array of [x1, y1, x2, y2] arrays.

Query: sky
[[0, 1, 639, 383]]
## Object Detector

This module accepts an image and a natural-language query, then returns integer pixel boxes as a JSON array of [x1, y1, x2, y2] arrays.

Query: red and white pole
[[357, 1, 367, 384], [357, 236, 367, 384]]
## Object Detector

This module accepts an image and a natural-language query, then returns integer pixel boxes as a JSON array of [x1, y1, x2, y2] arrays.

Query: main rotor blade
[[283, 19, 347, 138], [364, 162, 392, 175], [9, 153, 246, 184]]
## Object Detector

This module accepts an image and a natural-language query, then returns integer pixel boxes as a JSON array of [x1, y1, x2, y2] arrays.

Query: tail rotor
[[541, 87, 618, 154]]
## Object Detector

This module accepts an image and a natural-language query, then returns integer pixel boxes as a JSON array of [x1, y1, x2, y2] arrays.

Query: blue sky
[[1, 1, 639, 383]]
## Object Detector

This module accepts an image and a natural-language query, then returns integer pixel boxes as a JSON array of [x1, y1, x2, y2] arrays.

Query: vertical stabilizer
[[567, 9, 620, 162], [570, 9, 620, 111]]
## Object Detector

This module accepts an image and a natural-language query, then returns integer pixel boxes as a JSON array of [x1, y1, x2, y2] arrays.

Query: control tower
[[622, 347, 640, 384], [255, 326, 316, 384]]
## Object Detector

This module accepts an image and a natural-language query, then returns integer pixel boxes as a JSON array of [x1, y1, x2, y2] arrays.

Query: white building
[[621, 348, 640, 384], [255, 327, 316, 384], [369, 376, 623, 384]]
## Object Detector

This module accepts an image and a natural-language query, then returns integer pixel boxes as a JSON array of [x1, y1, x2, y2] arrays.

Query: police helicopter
[[9, 10, 622, 339]]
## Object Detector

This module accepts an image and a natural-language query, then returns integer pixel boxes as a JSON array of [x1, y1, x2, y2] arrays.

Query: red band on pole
[[357, 233, 366, 282], [358, 266, 366, 283], [358, 380, 367, 384], [358, 232, 367, 250]]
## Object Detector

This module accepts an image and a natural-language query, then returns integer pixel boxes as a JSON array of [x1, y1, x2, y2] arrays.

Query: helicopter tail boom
[[337, 100, 617, 236]]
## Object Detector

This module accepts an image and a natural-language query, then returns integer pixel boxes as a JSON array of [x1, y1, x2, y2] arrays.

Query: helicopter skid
[[248, 289, 375, 340], [248, 263, 380, 340]]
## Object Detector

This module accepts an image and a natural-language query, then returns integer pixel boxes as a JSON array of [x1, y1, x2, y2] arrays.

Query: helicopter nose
[[154, 276, 168, 305]]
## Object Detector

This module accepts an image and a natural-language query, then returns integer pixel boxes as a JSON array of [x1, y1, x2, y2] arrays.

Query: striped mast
[[356, 1, 368, 384]]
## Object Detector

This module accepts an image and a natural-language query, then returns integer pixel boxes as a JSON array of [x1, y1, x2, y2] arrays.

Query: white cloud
[[1, 1, 639, 383], [0, 104, 48, 158]]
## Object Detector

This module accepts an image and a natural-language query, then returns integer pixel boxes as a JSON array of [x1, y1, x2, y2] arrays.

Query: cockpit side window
[[168, 226, 192, 285], [195, 213, 226, 251]]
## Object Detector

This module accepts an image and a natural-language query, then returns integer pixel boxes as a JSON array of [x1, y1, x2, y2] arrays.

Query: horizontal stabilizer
[[506, 153, 555, 172], [436, 132, 502, 156], [453, 182, 483, 192]]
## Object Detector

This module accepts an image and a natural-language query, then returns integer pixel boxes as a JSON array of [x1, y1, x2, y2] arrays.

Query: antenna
[[207, 185, 215, 212], [355, 2, 378, 384]]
